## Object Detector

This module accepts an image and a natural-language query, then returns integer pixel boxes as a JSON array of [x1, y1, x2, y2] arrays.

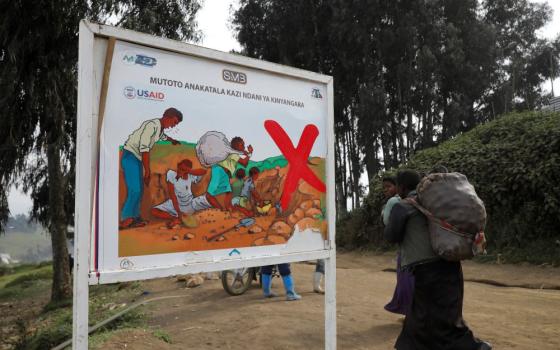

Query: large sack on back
[[414, 172, 487, 260], [196, 131, 243, 168]]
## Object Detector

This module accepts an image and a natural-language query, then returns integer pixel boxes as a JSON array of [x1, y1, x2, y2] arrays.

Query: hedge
[[337, 111, 560, 264]]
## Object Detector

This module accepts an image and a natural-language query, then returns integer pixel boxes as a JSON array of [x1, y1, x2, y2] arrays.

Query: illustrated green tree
[[0, 0, 201, 302]]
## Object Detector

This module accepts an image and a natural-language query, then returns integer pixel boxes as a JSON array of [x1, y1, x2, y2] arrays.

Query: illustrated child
[[231, 168, 246, 202], [241, 166, 263, 209], [120, 107, 183, 229], [205, 136, 253, 212], [230, 168, 253, 217], [151, 159, 207, 228]]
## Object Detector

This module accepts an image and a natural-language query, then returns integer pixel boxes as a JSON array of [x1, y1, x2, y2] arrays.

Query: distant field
[[0, 230, 52, 262]]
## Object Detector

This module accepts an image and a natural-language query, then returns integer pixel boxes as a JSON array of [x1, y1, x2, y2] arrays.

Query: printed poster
[[97, 40, 330, 272]]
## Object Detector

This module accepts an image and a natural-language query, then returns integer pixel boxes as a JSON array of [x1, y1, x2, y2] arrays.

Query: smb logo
[[122, 51, 157, 67], [222, 69, 247, 84], [311, 88, 323, 99], [123, 86, 165, 102]]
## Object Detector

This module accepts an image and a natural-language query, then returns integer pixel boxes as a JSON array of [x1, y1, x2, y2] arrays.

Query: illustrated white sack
[[196, 131, 244, 168]]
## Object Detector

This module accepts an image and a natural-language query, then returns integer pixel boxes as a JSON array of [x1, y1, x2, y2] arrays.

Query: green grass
[[0, 263, 52, 291], [152, 329, 172, 343], [0, 264, 148, 350], [15, 282, 147, 350]]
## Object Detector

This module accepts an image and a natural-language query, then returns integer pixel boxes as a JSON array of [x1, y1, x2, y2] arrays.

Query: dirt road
[[99, 252, 560, 349]]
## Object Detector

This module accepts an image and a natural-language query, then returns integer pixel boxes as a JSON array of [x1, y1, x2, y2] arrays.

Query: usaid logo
[[123, 86, 165, 102], [222, 69, 247, 84], [123, 86, 136, 99], [122, 51, 157, 67]]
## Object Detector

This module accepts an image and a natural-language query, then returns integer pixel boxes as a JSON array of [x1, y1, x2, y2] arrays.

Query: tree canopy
[[232, 0, 560, 214]]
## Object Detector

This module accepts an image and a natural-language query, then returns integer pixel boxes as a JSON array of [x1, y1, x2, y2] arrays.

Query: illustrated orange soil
[[119, 209, 285, 256]]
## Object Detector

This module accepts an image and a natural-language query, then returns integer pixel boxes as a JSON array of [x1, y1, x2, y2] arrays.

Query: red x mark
[[264, 120, 326, 210]]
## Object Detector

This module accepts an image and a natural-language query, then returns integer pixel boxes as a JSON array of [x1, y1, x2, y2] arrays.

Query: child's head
[[231, 136, 245, 152], [382, 176, 397, 199], [177, 159, 193, 179], [249, 167, 260, 180], [396, 170, 420, 198], [235, 168, 246, 180]]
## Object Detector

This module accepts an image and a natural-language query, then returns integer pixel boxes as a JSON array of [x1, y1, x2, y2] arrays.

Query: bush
[[337, 111, 560, 264]]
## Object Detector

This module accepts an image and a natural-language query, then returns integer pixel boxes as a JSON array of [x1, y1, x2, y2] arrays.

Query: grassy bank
[[0, 263, 152, 350]]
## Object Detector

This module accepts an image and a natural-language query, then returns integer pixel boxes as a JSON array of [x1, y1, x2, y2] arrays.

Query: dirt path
[[99, 252, 560, 349]]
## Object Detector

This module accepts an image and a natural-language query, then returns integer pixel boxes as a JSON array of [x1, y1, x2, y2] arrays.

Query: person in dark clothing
[[384, 170, 492, 350], [382, 176, 415, 317]]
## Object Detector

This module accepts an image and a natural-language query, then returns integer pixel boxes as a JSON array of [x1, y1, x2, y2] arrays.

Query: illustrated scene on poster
[[117, 108, 328, 257]]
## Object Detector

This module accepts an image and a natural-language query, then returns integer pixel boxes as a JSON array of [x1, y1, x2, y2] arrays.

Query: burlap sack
[[417, 172, 486, 235], [409, 173, 487, 260]]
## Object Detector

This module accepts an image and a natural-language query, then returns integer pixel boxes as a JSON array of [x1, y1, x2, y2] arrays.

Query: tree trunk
[[381, 128, 392, 171], [334, 134, 347, 216], [390, 115, 399, 166], [341, 128, 348, 206], [344, 129, 355, 210], [348, 125, 361, 209], [407, 105, 413, 157], [364, 138, 379, 186], [47, 135, 71, 302]]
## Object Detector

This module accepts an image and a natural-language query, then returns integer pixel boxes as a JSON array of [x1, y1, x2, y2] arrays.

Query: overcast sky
[[7, 0, 560, 215]]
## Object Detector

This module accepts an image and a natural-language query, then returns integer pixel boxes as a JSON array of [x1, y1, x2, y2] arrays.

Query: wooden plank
[[96, 37, 116, 139]]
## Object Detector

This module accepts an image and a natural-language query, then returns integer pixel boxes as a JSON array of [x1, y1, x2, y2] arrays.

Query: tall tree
[[0, 0, 201, 302], [238, 0, 556, 209]]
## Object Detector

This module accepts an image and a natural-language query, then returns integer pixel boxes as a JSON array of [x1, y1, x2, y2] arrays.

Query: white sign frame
[[73, 20, 336, 349]]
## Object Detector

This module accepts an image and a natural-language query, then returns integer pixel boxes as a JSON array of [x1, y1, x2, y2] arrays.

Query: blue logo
[[122, 51, 157, 67], [123, 86, 165, 101]]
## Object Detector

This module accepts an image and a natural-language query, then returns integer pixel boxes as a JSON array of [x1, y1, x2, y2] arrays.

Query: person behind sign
[[119, 108, 183, 229], [312, 259, 325, 294], [150, 159, 207, 228], [384, 170, 491, 350], [262, 263, 302, 301], [205, 136, 252, 212]]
